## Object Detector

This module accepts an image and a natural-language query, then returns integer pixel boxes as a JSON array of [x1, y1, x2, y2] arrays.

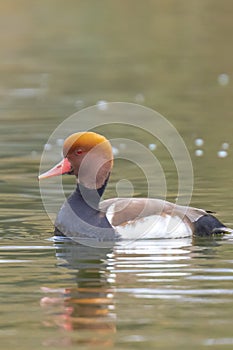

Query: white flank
[[106, 204, 192, 239]]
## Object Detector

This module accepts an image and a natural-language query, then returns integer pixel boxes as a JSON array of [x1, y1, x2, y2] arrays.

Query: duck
[[38, 131, 231, 241]]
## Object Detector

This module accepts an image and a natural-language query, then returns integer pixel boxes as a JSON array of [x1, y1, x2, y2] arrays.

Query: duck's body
[[39, 132, 230, 241]]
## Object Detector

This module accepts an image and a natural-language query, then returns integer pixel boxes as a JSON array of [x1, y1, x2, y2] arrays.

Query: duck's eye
[[75, 149, 83, 156]]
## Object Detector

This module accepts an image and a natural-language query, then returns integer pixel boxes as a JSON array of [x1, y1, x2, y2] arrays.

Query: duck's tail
[[212, 226, 233, 235], [194, 214, 232, 236]]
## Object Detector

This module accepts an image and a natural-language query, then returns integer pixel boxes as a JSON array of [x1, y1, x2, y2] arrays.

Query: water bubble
[[148, 143, 157, 151], [134, 93, 145, 104], [194, 138, 204, 147], [56, 138, 64, 146], [96, 100, 108, 111], [195, 149, 204, 157], [119, 143, 126, 150], [112, 146, 119, 156], [217, 150, 228, 158], [221, 142, 229, 150], [218, 73, 230, 86], [44, 143, 52, 151], [74, 99, 84, 109]]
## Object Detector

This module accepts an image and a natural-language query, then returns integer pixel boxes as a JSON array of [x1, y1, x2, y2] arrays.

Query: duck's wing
[[99, 197, 207, 226]]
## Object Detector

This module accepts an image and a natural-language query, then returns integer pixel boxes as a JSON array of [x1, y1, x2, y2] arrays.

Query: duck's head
[[38, 132, 113, 189]]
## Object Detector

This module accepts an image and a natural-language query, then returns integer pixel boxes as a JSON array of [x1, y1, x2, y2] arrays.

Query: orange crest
[[63, 131, 113, 163]]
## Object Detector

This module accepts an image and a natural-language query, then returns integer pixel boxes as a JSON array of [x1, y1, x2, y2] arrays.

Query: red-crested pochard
[[39, 132, 231, 241]]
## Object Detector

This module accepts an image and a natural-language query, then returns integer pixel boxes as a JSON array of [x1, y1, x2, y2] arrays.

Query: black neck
[[75, 175, 109, 209], [55, 173, 115, 238]]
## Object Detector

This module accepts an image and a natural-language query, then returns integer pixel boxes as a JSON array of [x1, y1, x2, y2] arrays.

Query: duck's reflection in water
[[41, 239, 116, 347], [41, 237, 194, 347]]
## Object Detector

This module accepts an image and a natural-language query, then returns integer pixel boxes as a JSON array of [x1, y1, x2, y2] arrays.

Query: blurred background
[[1, 0, 233, 226], [1, 1, 233, 349]]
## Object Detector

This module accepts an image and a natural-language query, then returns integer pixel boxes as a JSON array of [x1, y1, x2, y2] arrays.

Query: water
[[1, 239, 233, 349], [1, 1, 233, 349]]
